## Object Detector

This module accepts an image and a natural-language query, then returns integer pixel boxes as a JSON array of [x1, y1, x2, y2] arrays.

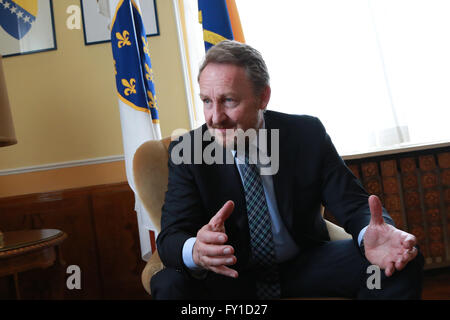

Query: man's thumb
[[369, 195, 384, 226], [210, 200, 234, 229]]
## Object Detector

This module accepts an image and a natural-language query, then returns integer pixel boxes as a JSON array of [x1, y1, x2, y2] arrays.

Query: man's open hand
[[193, 200, 238, 278], [364, 195, 418, 277]]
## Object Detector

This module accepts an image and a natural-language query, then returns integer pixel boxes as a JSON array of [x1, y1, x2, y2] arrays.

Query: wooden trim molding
[[0, 155, 125, 176], [342, 141, 450, 160]]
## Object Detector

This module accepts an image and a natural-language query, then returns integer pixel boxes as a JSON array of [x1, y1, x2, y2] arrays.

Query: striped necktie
[[240, 154, 280, 299]]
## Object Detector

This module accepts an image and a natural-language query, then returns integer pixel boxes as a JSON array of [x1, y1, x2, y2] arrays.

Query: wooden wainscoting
[[0, 183, 150, 300]]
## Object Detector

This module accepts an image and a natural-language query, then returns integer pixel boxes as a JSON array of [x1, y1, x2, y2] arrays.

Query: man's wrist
[[182, 237, 208, 279], [360, 238, 366, 256], [182, 237, 202, 270], [358, 226, 368, 246], [358, 226, 368, 257]]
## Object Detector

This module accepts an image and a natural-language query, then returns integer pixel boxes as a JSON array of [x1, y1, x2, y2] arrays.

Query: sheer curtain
[[179, 0, 450, 155], [178, 0, 206, 128], [236, 0, 450, 155]]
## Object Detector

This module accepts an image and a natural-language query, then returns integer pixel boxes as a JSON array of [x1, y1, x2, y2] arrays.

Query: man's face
[[199, 63, 270, 148]]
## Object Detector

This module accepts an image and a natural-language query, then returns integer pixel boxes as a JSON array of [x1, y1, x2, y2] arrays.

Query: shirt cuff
[[182, 237, 202, 270], [358, 226, 368, 246]]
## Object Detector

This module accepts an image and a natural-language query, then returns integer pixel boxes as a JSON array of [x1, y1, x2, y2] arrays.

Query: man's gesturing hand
[[364, 195, 418, 277], [193, 200, 238, 278]]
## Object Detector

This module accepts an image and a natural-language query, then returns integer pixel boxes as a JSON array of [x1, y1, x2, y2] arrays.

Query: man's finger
[[405, 247, 418, 262], [209, 200, 235, 230], [196, 242, 234, 258], [385, 261, 395, 277], [210, 265, 239, 278], [402, 234, 416, 249], [201, 255, 237, 267], [395, 246, 418, 272], [368, 195, 384, 226], [197, 230, 228, 244], [395, 255, 406, 271]]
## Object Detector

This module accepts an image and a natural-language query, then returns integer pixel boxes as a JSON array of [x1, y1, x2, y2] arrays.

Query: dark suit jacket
[[157, 110, 393, 276]]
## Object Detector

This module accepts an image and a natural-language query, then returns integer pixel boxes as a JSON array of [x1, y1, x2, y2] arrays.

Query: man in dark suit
[[151, 40, 424, 299]]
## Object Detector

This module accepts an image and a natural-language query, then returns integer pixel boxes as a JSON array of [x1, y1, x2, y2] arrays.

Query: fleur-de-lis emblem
[[122, 78, 136, 96], [147, 90, 158, 110], [145, 63, 153, 82], [142, 36, 150, 56], [113, 59, 117, 75], [117, 30, 131, 48]]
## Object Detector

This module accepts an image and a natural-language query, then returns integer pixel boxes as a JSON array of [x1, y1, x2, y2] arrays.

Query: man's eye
[[202, 98, 211, 104]]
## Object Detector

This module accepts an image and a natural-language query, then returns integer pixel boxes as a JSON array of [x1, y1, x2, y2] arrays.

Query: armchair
[[133, 137, 352, 296]]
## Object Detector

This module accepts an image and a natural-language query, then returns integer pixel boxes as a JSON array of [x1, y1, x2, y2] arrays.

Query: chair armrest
[[324, 219, 352, 241], [141, 250, 165, 295]]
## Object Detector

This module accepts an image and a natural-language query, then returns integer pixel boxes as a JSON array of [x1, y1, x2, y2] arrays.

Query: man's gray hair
[[198, 40, 270, 94]]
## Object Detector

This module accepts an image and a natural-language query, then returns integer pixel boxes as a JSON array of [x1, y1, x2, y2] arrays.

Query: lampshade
[[0, 55, 17, 147]]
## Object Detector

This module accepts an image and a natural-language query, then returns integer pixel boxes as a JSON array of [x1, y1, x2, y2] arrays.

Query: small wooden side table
[[0, 229, 67, 299]]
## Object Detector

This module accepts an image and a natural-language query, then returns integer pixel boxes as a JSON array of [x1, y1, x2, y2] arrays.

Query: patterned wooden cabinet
[[325, 146, 450, 270]]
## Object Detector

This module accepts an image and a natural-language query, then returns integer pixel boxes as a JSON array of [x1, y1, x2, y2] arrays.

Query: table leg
[[13, 273, 21, 300], [49, 245, 66, 299]]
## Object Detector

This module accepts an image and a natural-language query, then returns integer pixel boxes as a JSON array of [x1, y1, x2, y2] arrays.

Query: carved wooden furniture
[[0, 229, 67, 299]]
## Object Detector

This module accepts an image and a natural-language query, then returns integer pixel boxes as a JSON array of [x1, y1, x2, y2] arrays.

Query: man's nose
[[212, 103, 227, 125]]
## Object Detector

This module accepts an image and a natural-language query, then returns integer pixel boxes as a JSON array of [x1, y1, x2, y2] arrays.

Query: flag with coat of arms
[[198, 0, 245, 51], [0, 0, 37, 40], [101, 0, 161, 261]]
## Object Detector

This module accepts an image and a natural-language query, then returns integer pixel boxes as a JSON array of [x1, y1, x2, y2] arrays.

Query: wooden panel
[[91, 184, 150, 300], [0, 183, 149, 299], [380, 159, 406, 230]]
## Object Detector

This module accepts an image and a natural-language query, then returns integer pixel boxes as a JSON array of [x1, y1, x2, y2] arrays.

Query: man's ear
[[259, 85, 271, 110]]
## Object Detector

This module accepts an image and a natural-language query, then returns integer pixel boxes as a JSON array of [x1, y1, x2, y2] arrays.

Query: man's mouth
[[213, 127, 235, 135]]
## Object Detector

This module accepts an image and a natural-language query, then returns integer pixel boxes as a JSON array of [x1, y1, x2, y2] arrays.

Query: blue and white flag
[[105, 0, 161, 261], [0, 0, 37, 40], [198, 0, 245, 51]]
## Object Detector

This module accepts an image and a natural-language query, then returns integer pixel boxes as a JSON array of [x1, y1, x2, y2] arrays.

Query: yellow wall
[[0, 0, 190, 197]]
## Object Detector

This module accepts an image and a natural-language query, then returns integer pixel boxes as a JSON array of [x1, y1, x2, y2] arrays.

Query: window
[[177, 0, 450, 155]]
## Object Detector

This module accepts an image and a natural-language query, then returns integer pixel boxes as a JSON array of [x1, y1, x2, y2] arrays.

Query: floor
[[422, 267, 450, 300]]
